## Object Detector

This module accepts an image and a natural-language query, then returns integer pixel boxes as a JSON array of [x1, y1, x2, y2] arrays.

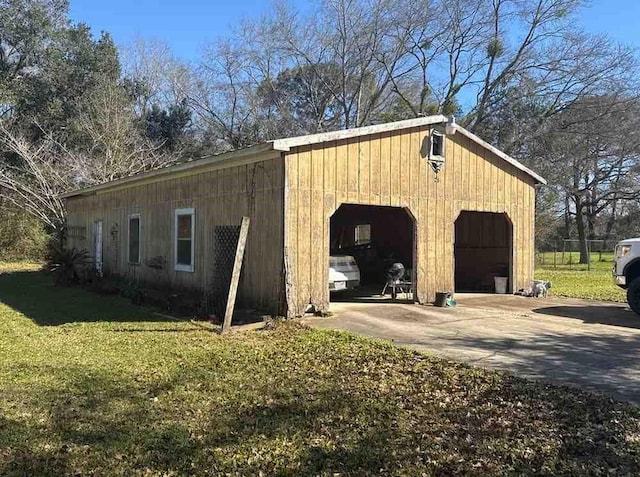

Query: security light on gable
[[445, 116, 457, 135], [427, 116, 457, 182]]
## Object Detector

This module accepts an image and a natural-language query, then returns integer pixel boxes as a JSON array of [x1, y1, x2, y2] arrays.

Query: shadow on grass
[[3, 357, 638, 475], [1, 365, 379, 475], [455, 373, 640, 475], [0, 270, 171, 326], [0, 365, 199, 476], [208, 390, 415, 474]]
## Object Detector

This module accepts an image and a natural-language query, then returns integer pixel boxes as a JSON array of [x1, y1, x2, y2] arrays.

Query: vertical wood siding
[[284, 127, 536, 316], [65, 155, 286, 315]]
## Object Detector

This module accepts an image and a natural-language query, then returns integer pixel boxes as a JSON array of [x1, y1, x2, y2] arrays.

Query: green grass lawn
[[1, 262, 640, 475], [535, 252, 627, 302]]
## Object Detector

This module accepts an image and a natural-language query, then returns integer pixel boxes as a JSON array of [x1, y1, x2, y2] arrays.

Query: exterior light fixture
[[428, 128, 446, 182], [445, 116, 457, 135], [422, 116, 456, 182]]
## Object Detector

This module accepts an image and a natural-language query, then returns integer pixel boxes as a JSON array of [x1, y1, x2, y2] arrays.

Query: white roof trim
[[452, 126, 546, 184], [272, 115, 449, 151], [61, 143, 276, 198], [61, 115, 545, 199], [272, 114, 545, 184]]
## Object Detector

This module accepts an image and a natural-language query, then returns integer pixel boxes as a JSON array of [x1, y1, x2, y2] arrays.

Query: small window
[[430, 130, 445, 158], [128, 214, 141, 264], [355, 224, 371, 245], [175, 208, 195, 272]]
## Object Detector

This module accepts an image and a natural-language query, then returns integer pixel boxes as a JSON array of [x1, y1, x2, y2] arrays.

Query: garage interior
[[454, 211, 512, 293], [330, 204, 415, 301]]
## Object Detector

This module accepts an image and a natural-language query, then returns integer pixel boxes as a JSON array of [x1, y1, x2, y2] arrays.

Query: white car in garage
[[329, 255, 360, 292]]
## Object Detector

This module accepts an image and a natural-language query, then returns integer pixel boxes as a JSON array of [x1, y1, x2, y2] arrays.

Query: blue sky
[[69, 1, 640, 62], [69, 0, 276, 61]]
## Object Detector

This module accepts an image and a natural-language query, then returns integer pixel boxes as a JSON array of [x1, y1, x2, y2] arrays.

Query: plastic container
[[434, 291, 451, 307], [494, 276, 508, 294]]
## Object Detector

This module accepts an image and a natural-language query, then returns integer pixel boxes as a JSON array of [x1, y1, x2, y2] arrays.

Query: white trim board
[[61, 115, 545, 199], [61, 144, 277, 198], [272, 116, 546, 184], [271, 115, 449, 151], [452, 126, 546, 184]]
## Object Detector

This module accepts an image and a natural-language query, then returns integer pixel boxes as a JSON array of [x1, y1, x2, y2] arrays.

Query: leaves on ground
[[1, 263, 639, 476]]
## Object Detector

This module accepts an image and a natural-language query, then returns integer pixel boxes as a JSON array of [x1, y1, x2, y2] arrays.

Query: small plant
[[46, 246, 91, 286], [122, 280, 145, 305]]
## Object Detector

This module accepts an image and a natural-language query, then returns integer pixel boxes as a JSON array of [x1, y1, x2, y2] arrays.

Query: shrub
[[122, 280, 145, 305], [0, 208, 48, 261], [46, 246, 91, 286]]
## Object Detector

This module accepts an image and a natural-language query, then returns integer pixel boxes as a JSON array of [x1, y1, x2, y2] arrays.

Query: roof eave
[[61, 115, 546, 199], [60, 143, 277, 199], [271, 115, 546, 185], [272, 115, 448, 151], [452, 126, 547, 185]]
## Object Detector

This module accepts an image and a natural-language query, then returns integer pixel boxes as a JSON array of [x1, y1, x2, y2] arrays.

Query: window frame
[[429, 129, 446, 159], [354, 223, 371, 246], [174, 207, 195, 272], [127, 213, 142, 265]]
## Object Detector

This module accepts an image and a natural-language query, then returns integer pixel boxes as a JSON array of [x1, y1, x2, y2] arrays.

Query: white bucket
[[494, 276, 508, 294]]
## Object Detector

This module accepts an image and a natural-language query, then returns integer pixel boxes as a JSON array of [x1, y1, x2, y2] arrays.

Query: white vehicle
[[329, 255, 360, 292], [613, 238, 640, 315]]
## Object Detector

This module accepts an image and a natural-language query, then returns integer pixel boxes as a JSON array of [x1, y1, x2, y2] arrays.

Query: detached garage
[[63, 115, 545, 317]]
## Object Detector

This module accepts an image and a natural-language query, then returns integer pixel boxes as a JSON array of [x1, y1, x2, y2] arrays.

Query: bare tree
[[187, 10, 295, 151], [0, 79, 175, 231], [120, 37, 193, 116], [272, 0, 414, 128], [189, 39, 266, 151], [537, 96, 640, 262], [195, 0, 636, 139], [0, 122, 71, 230], [71, 78, 173, 184], [381, 0, 486, 117], [375, 0, 639, 146], [190, 0, 428, 144]]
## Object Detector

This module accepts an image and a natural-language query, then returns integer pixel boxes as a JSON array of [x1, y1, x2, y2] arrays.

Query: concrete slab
[[303, 294, 640, 403]]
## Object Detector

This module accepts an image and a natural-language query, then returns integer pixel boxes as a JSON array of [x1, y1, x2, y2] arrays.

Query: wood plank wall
[[284, 127, 536, 316], [65, 155, 286, 315]]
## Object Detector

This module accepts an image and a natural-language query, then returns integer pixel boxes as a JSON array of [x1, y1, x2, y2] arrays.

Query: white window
[[355, 224, 371, 245], [174, 208, 195, 272], [128, 214, 141, 264]]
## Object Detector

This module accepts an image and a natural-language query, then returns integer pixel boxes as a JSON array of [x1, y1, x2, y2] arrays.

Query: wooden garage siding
[[284, 127, 536, 316], [65, 155, 286, 314]]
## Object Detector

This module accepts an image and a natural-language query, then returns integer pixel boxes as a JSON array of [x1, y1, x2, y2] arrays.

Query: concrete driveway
[[303, 294, 640, 403]]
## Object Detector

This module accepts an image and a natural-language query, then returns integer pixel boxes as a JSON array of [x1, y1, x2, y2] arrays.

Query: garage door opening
[[330, 204, 415, 302], [455, 211, 512, 293]]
